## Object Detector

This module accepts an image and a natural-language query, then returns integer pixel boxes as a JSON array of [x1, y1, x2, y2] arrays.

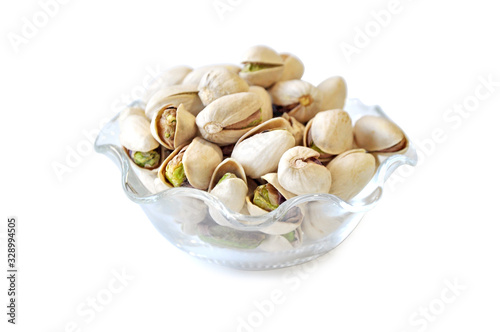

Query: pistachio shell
[[241, 45, 284, 65], [150, 103, 197, 150], [261, 173, 296, 200], [210, 178, 248, 213], [317, 76, 347, 111], [182, 64, 241, 86], [143, 66, 193, 102], [145, 84, 204, 119], [305, 109, 353, 155], [119, 114, 159, 152], [183, 137, 223, 190], [240, 46, 284, 88], [208, 158, 247, 191], [281, 113, 305, 146], [279, 53, 304, 81], [198, 67, 249, 106], [231, 118, 295, 179], [327, 149, 376, 201], [249, 86, 273, 122], [269, 80, 322, 123], [353, 115, 408, 153], [195, 92, 263, 145], [277, 146, 331, 195]]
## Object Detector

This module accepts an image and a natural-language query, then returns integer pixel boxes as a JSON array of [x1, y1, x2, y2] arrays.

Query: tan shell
[[317, 76, 347, 111], [327, 149, 376, 201], [277, 146, 331, 195], [150, 103, 197, 150], [261, 173, 296, 200], [249, 86, 273, 122], [182, 64, 241, 86], [195, 92, 263, 145], [279, 53, 304, 81], [231, 118, 295, 179], [353, 115, 408, 154], [198, 67, 249, 106], [118, 106, 146, 126], [281, 113, 305, 146], [208, 159, 248, 214], [143, 66, 193, 102], [145, 85, 204, 119], [119, 114, 159, 152], [304, 109, 353, 155], [239, 45, 284, 88], [269, 80, 323, 123], [157, 137, 222, 190]]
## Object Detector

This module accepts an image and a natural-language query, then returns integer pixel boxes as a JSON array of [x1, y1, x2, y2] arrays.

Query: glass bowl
[[95, 98, 417, 270]]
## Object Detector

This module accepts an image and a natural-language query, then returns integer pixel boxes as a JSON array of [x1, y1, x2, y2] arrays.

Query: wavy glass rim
[[95, 98, 418, 232]]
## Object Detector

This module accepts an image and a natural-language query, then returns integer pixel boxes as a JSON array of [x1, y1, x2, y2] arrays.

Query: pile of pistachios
[[118, 45, 408, 249]]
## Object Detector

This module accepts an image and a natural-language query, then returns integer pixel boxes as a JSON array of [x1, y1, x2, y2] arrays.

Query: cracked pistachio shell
[[281, 113, 305, 146], [277, 146, 331, 195], [353, 115, 408, 154], [198, 67, 249, 106], [231, 118, 295, 179], [182, 64, 241, 86], [195, 92, 263, 145], [119, 114, 159, 152], [143, 66, 193, 102], [249, 86, 273, 122], [269, 80, 323, 123], [208, 158, 248, 213], [158, 138, 222, 190], [304, 109, 353, 155], [151, 103, 197, 150], [145, 84, 204, 119], [279, 53, 304, 81], [119, 106, 146, 126], [239, 45, 284, 88], [317, 76, 347, 111], [327, 149, 376, 201]]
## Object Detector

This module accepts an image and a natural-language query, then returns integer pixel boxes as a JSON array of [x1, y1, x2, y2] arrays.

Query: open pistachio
[[143, 66, 193, 103], [249, 86, 273, 122], [198, 67, 249, 106], [158, 137, 223, 190], [304, 109, 353, 159], [253, 183, 286, 212], [269, 80, 323, 123], [327, 149, 376, 201], [195, 92, 263, 145], [182, 64, 241, 86], [317, 76, 347, 111], [208, 158, 248, 213], [150, 103, 197, 150], [279, 53, 304, 81], [120, 114, 159, 153], [353, 115, 408, 153], [231, 118, 295, 178], [145, 84, 204, 118], [277, 146, 331, 195], [239, 45, 284, 88], [281, 113, 304, 146]]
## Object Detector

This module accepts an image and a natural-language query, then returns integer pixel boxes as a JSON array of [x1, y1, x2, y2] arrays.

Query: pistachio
[[164, 147, 188, 187], [353, 115, 408, 153], [130, 149, 161, 169], [145, 84, 204, 118], [281, 113, 304, 146], [198, 67, 249, 106], [151, 103, 197, 150], [279, 53, 304, 81], [277, 146, 331, 195], [183, 64, 241, 86], [269, 80, 322, 123], [253, 183, 286, 212], [248, 86, 273, 122], [119, 114, 159, 153], [317, 76, 347, 111], [239, 45, 284, 88], [208, 158, 248, 215]]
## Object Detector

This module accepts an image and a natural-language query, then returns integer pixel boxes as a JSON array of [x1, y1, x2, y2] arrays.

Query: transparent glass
[[95, 99, 417, 270]]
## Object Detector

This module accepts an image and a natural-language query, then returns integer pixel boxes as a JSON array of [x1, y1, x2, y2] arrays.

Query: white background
[[1, 0, 499, 331]]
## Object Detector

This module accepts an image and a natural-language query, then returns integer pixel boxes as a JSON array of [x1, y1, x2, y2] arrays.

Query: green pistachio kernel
[[133, 150, 160, 168], [217, 173, 237, 185], [282, 231, 296, 243], [165, 162, 186, 187], [242, 63, 275, 73], [253, 184, 284, 212]]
